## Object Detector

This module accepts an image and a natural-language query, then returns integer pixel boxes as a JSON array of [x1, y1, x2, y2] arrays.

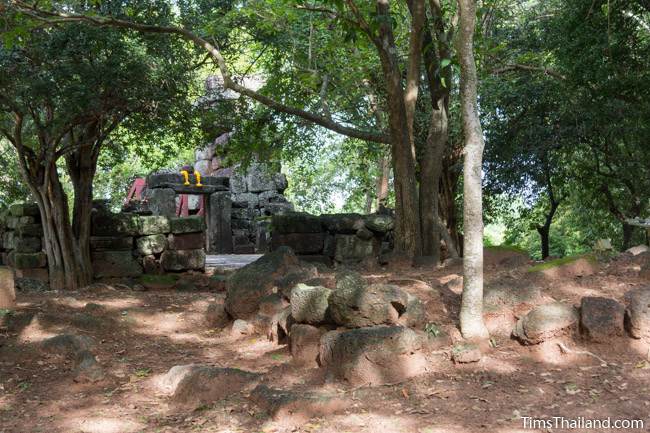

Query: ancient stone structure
[[270, 212, 395, 266]]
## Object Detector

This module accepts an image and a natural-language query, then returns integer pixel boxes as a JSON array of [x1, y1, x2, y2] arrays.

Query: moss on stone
[[527, 254, 597, 272]]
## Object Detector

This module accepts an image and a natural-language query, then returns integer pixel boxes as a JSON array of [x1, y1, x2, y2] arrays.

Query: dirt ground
[[1, 251, 650, 433]]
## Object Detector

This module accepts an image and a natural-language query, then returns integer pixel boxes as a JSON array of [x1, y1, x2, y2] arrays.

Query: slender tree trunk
[[536, 199, 559, 259], [376, 156, 390, 210], [458, 0, 489, 340], [622, 223, 633, 250]]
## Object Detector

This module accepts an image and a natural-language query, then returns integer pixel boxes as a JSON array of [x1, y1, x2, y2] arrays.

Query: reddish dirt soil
[[1, 252, 649, 433]]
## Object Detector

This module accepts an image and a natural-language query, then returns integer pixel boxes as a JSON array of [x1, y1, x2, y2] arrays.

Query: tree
[[458, 0, 489, 340], [0, 3, 197, 289], [8, 0, 466, 262]]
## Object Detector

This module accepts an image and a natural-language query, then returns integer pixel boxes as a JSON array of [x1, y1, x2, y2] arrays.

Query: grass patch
[[485, 244, 528, 254], [138, 274, 179, 285], [528, 254, 597, 272]]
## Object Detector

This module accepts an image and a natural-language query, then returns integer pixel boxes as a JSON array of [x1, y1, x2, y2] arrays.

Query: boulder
[[289, 324, 325, 367], [290, 284, 332, 325], [334, 235, 376, 263], [624, 287, 650, 339], [91, 212, 138, 236], [141, 255, 162, 274], [272, 212, 322, 234], [135, 234, 166, 255], [90, 236, 133, 251], [229, 172, 247, 193], [268, 307, 295, 344], [363, 214, 394, 233], [205, 303, 230, 329], [0, 266, 16, 309], [273, 173, 288, 192], [258, 293, 288, 317], [512, 302, 578, 344], [397, 293, 427, 328], [319, 326, 427, 386], [271, 232, 325, 254], [275, 264, 319, 298], [626, 245, 649, 256], [320, 213, 364, 234], [580, 296, 625, 342], [41, 334, 95, 356], [92, 251, 142, 278], [73, 350, 105, 383], [246, 163, 277, 192], [9, 252, 47, 269], [134, 215, 170, 235], [250, 384, 347, 425], [224, 247, 299, 319], [164, 365, 259, 407], [329, 278, 409, 328], [160, 249, 205, 271]]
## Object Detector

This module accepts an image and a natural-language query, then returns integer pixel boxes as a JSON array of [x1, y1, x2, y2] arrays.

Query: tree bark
[[622, 222, 634, 251], [458, 0, 489, 340]]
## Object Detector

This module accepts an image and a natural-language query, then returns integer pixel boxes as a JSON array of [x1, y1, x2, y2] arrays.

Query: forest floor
[[1, 250, 650, 433]]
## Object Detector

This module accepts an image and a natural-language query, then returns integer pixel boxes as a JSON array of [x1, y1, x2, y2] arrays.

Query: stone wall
[[270, 212, 394, 266], [0, 203, 48, 290], [91, 205, 207, 278]]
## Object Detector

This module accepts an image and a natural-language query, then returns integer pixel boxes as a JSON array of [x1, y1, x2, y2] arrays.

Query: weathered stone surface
[[246, 163, 277, 192], [272, 212, 322, 234], [364, 214, 395, 233], [275, 264, 319, 298], [143, 188, 176, 218], [355, 227, 374, 241], [320, 213, 364, 234], [258, 293, 288, 317], [224, 247, 299, 319], [231, 192, 259, 208], [624, 287, 650, 339], [41, 334, 95, 356], [15, 278, 48, 292], [92, 251, 142, 278], [169, 216, 205, 234], [452, 343, 482, 364], [167, 232, 205, 250], [134, 215, 170, 235], [162, 365, 259, 407], [334, 235, 376, 263], [513, 302, 578, 344], [229, 172, 247, 193], [208, 192, 233, 253], [73, 350, 105, 383], [263, 202, 294, 215], [206, 302, 230, 329], [0, 266, 16, 309], [250, 384, 347, 424], [135, 234, 166, 255], [289, 324, 325, 367], [6, 216, 35, 230], [271, 232, 325, 254], [147, 172, 228, 189], [9, 202, 40, 217], [90, 236, 133, 251], [15, 224, 43, 238], [9, 252, 47, 269], [319, 326, 427, 386], [290, 284, 332, 325], [2, 232, 15, 250], [14, 268, 49, 282], [160, 249, 205, 271], [255, 220, 271, 253], [141, 255, 162, 274], [580, 296, 625, 342], [329, 275, 408, 328], [231, 319, 255, 338], [91, 212, 138, 236], [626, 245, 650, 256], [398, 293, 427, 328], [268, 307, 295, 344], [14, 236, 42, 253]]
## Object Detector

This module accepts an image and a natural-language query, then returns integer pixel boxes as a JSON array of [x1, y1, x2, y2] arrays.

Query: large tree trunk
[[419, 101, 448, 261], [458, 0, 489, 340]]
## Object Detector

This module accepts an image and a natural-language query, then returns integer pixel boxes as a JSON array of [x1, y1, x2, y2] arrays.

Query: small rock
[[231, 319, 254, 338], [626, 245, 649, 256], [73, 350, 105, 383]]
